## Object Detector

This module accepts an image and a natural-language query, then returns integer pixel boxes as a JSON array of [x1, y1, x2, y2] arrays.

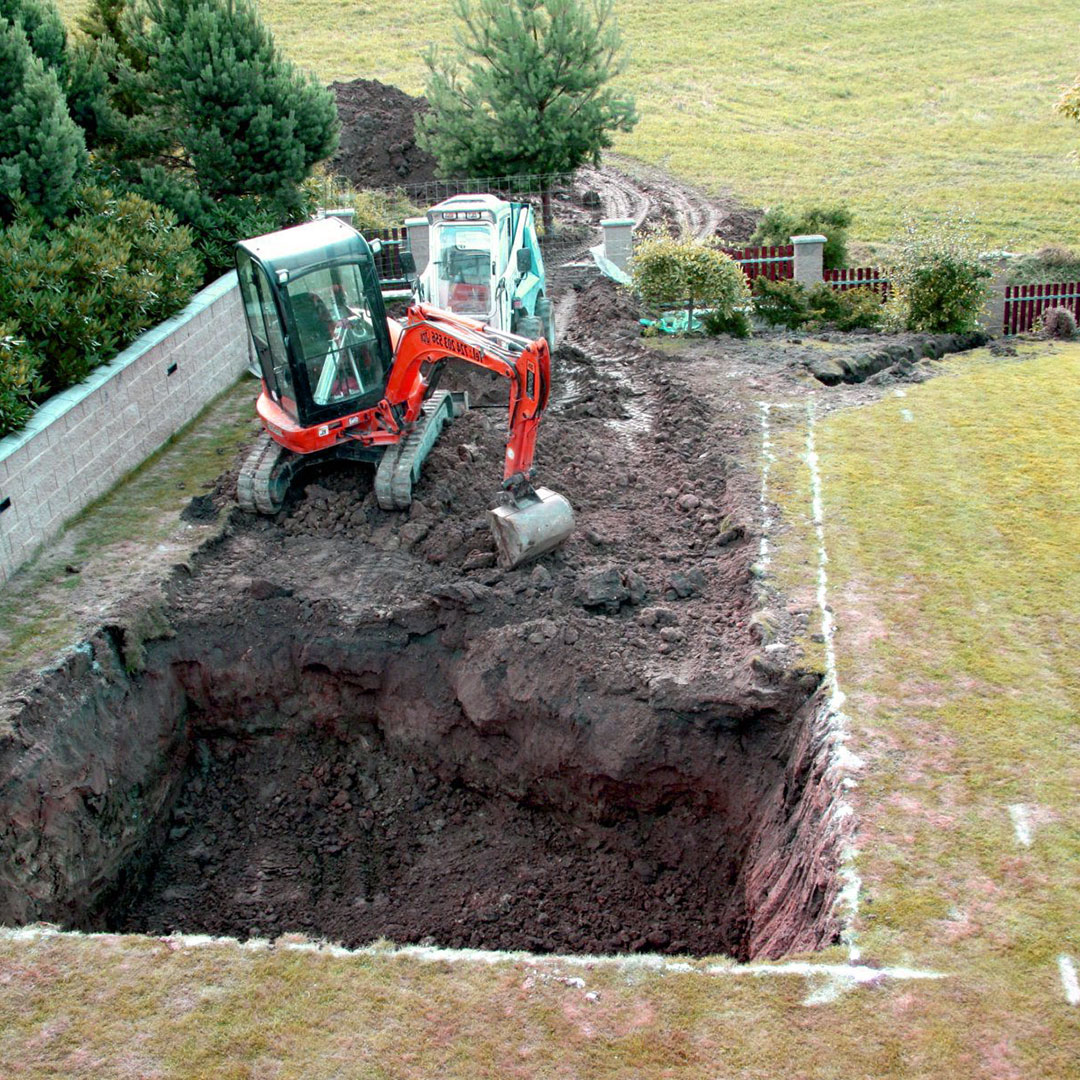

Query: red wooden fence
[[1003, 282, 1080, 335], [823, 267, 891, 299], [721, 243, 794, 282]]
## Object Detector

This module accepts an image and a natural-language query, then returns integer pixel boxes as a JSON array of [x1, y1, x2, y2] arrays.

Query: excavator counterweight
[[234, 216, 573, 568]]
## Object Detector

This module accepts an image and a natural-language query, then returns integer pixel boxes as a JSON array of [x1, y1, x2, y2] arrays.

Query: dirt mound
[[715, 205, 764, 245], [569, 275, 643, 343], [329, 78, 438, 189]]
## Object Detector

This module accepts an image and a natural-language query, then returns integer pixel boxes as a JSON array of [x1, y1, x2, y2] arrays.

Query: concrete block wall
[[0, 272, 249, 585]]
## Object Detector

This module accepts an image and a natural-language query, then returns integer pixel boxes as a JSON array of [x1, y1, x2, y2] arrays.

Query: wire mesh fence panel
[[359, 227, 412, 287]]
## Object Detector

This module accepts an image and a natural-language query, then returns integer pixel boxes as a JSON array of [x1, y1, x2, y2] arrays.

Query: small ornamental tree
[[885, 217, 991, 333], [631, 236, 750, 332], [418, 0, 637, 231], [0, 18, 87, 220]]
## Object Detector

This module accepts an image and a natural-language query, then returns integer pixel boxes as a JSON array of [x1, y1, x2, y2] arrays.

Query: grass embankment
[[0, 379, 258, 685], [54, 0, 1080, 248]]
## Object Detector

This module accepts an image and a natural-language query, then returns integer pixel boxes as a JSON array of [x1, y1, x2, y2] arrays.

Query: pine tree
[[0, 0, 68, 78], [418, 0, 637, 230], [0, 18, 87, 220], [140, 0, 339, 201], [66, 0, 338, 272]]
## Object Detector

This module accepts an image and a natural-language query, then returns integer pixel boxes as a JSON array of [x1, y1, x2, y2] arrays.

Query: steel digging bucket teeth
[[489, 486, 575, 569]]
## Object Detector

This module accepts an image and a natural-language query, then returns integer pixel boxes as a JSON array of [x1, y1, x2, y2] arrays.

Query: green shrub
[[885, 217, 992, 333], [0, 185, 199, 394], [751, 204, 853, 269], [1038, 305, 1077, 339], [752, 277, 884, 331], [136, 164, 307, 279], [701, 307, 752, 338], [307, 177, 422, 233], [0, 325, 44, 437], [631, 235, 750, 332], [348, 188, 422, 233], [752, 276, 810, 329], [806, 283, 884, 331]]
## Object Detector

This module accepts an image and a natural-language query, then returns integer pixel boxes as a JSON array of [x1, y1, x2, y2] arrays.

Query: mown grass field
[[54, 0, 1080, 248]]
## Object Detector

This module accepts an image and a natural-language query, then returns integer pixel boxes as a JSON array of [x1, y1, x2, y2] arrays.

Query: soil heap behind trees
[[329, 78, 437, 190]]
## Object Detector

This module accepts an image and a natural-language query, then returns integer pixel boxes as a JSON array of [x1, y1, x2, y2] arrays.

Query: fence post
[[791, 234, 826, 286], [404, 216, 430, 276], [983, 260, 1011, 336], [600, 218, 635, 273], [322, 208, 355, 224]]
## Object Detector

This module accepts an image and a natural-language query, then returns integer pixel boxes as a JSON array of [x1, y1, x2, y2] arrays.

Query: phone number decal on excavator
[[419, 327, 484, 364]]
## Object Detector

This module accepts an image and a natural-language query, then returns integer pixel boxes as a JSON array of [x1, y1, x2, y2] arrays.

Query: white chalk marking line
[[0, 925, 945, 1001], [756, 401, 799, 573], [1060, 955, 1080, 1005], [804, 401, 863, 966], [1007, 803, 1033, 847], [758, 403, 775, 570]]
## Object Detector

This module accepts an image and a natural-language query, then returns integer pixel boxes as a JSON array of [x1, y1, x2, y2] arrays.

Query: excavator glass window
[[282, 262, 388, 411], [435, 224, 494, 316], [237, 249, 299, 420]]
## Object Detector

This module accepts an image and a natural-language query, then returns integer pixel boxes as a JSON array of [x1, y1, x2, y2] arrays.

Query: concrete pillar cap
[[404, 217, 428, 228], [600, 218, 635, 228], [791, 234, 827, 244]]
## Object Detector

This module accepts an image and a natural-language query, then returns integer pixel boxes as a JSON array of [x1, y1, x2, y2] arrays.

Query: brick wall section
[[0, 272, 249, 585]]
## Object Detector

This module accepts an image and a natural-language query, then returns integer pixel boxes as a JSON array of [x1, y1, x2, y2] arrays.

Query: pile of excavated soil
[[329, 78, 437, 189]]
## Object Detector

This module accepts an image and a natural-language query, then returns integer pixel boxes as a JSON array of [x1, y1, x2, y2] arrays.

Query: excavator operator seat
[[283, 264, 385, 406]]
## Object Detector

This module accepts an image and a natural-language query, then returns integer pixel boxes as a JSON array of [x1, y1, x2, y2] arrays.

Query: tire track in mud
[[577, 163, 728, 240]]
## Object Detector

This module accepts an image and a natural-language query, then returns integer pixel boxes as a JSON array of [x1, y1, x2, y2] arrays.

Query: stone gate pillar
[[791, 234, 827, 286]]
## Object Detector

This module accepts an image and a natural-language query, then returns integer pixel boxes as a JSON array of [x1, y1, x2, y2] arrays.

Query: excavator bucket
[[489, 487, 575, 569]]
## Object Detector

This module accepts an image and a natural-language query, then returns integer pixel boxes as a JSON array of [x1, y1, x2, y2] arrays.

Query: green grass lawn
[[54, 0, 1080, 249], [763, 339, 1080, 1076]]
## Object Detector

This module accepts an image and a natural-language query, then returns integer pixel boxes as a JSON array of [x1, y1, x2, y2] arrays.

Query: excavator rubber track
[[374, 390, 466, 510], [237, 432, 302, 515]]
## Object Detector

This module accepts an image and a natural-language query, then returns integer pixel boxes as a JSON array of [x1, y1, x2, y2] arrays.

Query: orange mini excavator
[[234, 216, 574, 568]]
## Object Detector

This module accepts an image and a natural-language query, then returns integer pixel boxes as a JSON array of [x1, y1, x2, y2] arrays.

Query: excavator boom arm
[[384, 303, 551, 487]]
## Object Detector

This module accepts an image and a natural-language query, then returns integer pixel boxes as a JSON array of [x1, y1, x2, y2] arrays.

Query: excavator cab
[[236, 217, 394, 428]]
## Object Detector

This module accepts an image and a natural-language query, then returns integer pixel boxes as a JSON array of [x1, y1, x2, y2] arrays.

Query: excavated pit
[[0, 587, 841, 960]]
